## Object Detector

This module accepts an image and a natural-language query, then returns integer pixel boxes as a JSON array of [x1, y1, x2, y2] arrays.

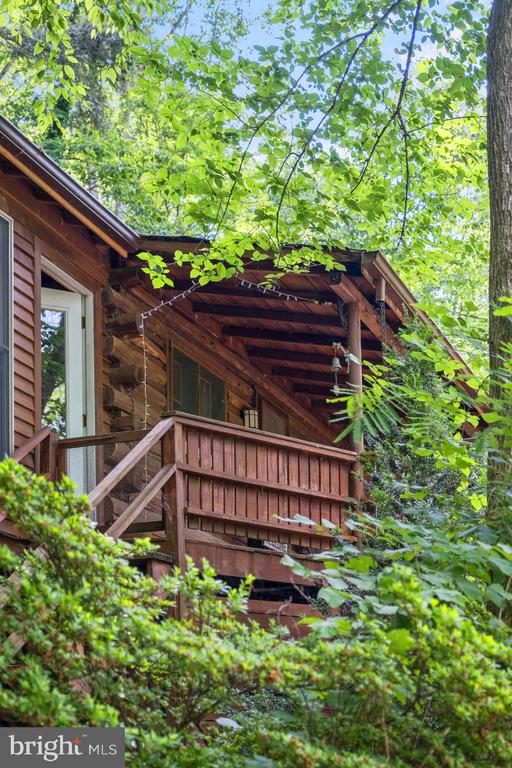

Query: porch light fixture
[[242, 408, 259, 429]]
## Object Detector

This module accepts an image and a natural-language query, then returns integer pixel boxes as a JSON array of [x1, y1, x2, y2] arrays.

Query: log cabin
[[0, 114, 472, 631]]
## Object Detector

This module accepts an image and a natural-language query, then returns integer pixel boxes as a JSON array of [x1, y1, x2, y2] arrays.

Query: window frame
[[167, 343, 226, 422], [0, 212, 13, 458]]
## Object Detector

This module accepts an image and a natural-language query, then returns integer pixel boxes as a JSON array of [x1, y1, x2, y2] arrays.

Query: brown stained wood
[[0, 158, 125, 257], [186, 536, 322, 584], [272, 367, 345, 383], [105, 465, 176, 539], [107, 313, 142, 338], [164, 282, 336, 302], [177, 463, 355, 504], [109, 364, 145, 388], [88, 417, 173, 507], [193, 303, 341, 327], [0, 517, 29, 540], [103, 385, 136, 413], [102, 286, 136, 313], [125, 284, 336, 443], [221, 327, 380, 348], [59, 428, 151, 449], [161, 424, 186, 616], [39, 432, 58, 481], [376, 276, 386, 303], [330, 280, 401, 352], [185, 506, 338, 541], [103, 336, 166, 384], [256, 444, 268, 527], [166, 412, 357, 461], [11, 427, 52, 462]]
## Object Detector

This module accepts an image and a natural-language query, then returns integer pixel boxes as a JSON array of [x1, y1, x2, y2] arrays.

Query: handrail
[[105, 465, 176, 539], [55, 413, 356, 463], [88, 417, 174, 508], [11, 427, 52, 462], [163, 411, 358, 462], [58, 428, 151, 450]]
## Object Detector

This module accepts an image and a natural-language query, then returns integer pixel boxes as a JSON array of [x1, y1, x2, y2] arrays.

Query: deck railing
[[172, 414, 358, 548], [54, 412, 359, 559], [9, 414, 360, 624]]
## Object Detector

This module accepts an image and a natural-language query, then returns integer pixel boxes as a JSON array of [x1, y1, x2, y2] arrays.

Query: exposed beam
[[247, 347, 382, 363], [249, 349, 333, 365], [272, 367, 344, 382], [222, 326, 382, 349], [293, 383, 338, 396], [329, 277, 402, 351], [193, 303, 340, 327]]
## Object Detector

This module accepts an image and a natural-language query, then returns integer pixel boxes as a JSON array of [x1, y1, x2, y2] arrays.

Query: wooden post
[[39, 432, 58, 481], [161, 423, 186, 618], [346, 301, 364, 502]]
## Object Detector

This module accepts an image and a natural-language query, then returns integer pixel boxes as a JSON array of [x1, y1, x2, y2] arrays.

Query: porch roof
[[114, 241, 475, 421]]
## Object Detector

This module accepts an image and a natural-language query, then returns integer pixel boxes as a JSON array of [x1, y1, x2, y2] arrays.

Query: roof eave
[[0, 115, 140, 255]]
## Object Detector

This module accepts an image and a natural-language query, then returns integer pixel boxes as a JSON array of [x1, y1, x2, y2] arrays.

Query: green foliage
[[2, 460, 512, 766], [333, 321, 477, 521], [0, 0, 491, 346], [0, 460, 279, 763]]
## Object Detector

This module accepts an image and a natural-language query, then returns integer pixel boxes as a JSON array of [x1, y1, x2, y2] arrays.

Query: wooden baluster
[[162, 422, 186, 618], [347, 301, 365, 503], [55, 441, 67, 482]]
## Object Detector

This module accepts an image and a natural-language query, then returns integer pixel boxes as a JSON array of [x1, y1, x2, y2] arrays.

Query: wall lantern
[[242, 408, 259, 429]]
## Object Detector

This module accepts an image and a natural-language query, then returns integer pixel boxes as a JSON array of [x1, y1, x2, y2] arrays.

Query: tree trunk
[[487, 0, 512, 520]]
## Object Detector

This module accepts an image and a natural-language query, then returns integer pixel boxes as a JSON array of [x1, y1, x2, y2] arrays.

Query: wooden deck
[[10, 414, 360, 623], [57, 413, 358, 544]]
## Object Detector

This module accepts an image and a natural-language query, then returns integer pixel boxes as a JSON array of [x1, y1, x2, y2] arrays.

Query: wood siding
[[12, 219, 38, 454], [0, 168, 110, 455]]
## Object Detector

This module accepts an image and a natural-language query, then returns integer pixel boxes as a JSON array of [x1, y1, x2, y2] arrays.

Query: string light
[[235, 275, 320, 304], [139, 282, 200, 433]]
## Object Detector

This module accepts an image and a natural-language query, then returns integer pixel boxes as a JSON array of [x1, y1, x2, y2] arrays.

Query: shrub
[[1, 459, 512, 766]]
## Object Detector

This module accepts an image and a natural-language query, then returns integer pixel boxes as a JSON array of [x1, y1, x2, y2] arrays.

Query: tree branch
[[352, 0, 422, 195], [275, 0, 407, 242]]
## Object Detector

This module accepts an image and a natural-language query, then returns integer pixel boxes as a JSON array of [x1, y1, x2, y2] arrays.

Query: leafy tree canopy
[[0, 0, 491, 356]]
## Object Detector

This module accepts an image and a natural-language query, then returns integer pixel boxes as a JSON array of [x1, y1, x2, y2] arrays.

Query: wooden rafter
[[192, 303, 341, 327], [222, 326, 382, 349]]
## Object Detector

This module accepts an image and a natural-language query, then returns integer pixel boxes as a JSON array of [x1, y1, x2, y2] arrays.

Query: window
[[0, 216, 11, 457], [171, 349, 225, 421]]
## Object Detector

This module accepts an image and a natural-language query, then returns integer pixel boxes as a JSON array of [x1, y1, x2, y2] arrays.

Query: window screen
[[0, 217, 11, 457], [172, 349, 225, 421]]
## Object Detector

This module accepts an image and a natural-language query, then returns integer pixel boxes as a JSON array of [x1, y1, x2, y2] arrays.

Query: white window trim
[[40, 258, 96, 437]]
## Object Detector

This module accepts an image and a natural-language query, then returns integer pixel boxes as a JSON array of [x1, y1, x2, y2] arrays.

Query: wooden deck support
[[346, 302, 365, 502]]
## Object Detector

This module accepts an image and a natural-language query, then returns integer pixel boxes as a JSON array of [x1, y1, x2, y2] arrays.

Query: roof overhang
[[0, 115, 140, 255]]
